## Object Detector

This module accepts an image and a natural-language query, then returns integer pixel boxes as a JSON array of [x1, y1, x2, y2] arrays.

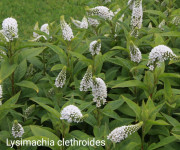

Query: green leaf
[[144, 10, 166, 18], [0, 61, 17, 84], [16, 80, 39, 93], [146, 120, 169, 126], [113, 80, 148, 92], [122, 96, 141, 119], [69, 51, 93, 65], [162, 113, 180, 127], [30, 98, 60, 118], [147, 136, 176, 150], [160, 31, 180, 37], [51, 64, 64, 71]]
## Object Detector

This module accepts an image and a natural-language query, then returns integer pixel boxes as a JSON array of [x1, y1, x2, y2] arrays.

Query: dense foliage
[[0, 0, 180, 149]]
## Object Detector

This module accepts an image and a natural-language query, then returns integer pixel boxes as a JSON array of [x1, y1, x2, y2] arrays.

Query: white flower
[[147, 45, 177, 70], [71, 17, 88, 29], [24, 104, 35, 119], [60, 15, 74, 41], [40, 23, 49, 35], [0, 85, 2, 99], [158, 19, 165, 30], [60, 105, 83, 123], [107, 122, 143, 143], [104, 0, 111, 3], [55, 66, 66, 88], [33, 23, 49, 41], [12, 121, 24, 138], [131, 0, 143, 37], [129, 43, 142, 63], [2, 17, 18, 41], [172, 16, 180, 26], [87, 17, 100, 27], [80, 65, 92, 91], [91, 78, 107, 107], [87, 6, 114, 20], [89, 40, 101, 56]]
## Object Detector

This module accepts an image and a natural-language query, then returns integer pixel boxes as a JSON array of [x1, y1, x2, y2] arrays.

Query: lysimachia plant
[[0, 0, 180, 150]]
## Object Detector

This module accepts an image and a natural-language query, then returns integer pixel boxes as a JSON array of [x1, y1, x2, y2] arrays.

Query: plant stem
[[141, 125, 145, 150], [42, 51, 46, 75]]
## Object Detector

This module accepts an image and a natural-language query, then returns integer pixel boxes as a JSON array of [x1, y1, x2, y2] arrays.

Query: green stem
[[141, 125, 145, 150], [42, 51, 46, 75]]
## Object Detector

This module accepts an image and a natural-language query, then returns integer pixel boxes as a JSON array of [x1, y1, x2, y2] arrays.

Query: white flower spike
[[55, 66, 67, 88], [71, 17, 88, 29], [60, 15, 74, 41], [131, 0, 143, 37], [33, 23, 49, 41], [80, 65, 93, 91], [60, 105, 83, 123], [91, 77, 107, 107], [107, 122, 143, 143], [129, 42, 142, 63], [12, 120, 24, 138], [87, 17, 100, 27], [89, 39, 101, 56], [86, 6, 114, 21], [2, 17, 18, 41], [147, 45, 177, 70]]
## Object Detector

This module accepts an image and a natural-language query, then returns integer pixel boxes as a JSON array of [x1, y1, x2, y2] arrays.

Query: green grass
[[0, 0, 100, 39]]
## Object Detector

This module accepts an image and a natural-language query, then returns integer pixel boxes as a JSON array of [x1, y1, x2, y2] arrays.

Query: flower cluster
[[87, 17, 100, 27], [80, 65, 92, 91], [129, 43, 142, 63], [12, 120, 24, 138], [71, 17, 88, 29], [60, 105, 83, 123], [107, 122, 143, 143], [147, 45, 177, 70], [24, 104, 35, 119], [87, 6, 114, 21], [91, 78, 107, 107], [2, 17, 18, 41], [33, 23, 49, 41], [131, 0, 143, 37], [55, 66, 67, 88], [89, 39, 101, 56], [104, 0, 111, 3], [158, 19, 165, 30], [0, 85, 2, 99], [60, 15, 74, 41], [172, 16, 180, 26]]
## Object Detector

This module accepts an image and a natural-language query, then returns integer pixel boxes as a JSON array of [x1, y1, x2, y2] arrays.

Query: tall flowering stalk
[[147, 45, 177, 70], [91, 77, 107, 107], [129, 42, 142, 63], [60, 15, 74, 41], [130, 0, 143, 37], [12, 120, 24, 138], [33, 23, 50, 41], [86, 6, 114, 21], [89, 39, 101, 56], [55, 66, 67, 88], [2, 17, 18, 41], [71, 16, 88, 29], [1, 17, 19, 95], [60, 105, 83, 123], [80, 65, 93, 91], [107, 122, 143, 143]]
